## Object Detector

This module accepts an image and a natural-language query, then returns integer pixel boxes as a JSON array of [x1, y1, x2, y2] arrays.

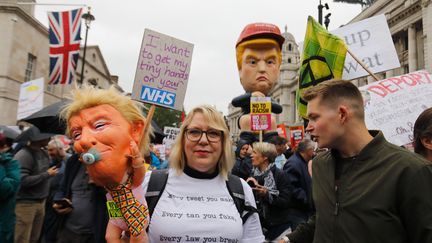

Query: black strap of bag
[[145, 170, 257, 224]]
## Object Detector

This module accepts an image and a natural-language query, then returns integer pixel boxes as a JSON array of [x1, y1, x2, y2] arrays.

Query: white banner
[[332, 14, 400, 80], [359, 70, 432, 146], [17, 78, 44, 120], [132, 29, 194, 111]]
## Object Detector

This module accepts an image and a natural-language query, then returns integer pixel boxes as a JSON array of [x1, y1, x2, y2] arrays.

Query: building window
[[288, 43, 292, 51], [24, 53, 36, 82], [88, 78, 98, 87], [403, 34, 408, 51], [288, 58, 292, 63]]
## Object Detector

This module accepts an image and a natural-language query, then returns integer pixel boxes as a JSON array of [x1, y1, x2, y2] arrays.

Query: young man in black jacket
[[279, 80, 432, 243]]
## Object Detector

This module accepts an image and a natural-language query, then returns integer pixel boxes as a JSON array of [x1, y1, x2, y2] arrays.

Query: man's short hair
[[297, 139, 315, 153], [302, 79, 365, 120]]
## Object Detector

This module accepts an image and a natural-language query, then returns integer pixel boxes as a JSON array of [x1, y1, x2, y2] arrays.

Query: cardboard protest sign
[[359, 70, 432, 146], [163, 126, 180, 148], [331, 14, 400, 80], [17, 78, 44, 120], [277, 124, 288, 138], [250, 97, 271, 131], [154, 144, 166, 161], [289, 125, 304, 149], [132, 29, 193, 111]]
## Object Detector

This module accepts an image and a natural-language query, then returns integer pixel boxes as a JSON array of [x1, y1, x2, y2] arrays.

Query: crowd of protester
[[1, 91, 432, 243]]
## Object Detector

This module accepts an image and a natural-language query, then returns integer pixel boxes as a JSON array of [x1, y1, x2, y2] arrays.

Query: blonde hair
[[252, 142, 278, 163], [169, 105, 233, 180], [236, 38, 282, 70], [60, 85, 152, 155]]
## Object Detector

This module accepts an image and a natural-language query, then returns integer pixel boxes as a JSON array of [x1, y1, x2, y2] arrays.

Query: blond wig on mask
[[169, 105, 234, 180], [60, 85, 152, 155]]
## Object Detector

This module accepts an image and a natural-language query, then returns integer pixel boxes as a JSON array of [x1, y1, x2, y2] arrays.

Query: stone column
[[422, 0, 432, 73], [408, 25, 418, 72]]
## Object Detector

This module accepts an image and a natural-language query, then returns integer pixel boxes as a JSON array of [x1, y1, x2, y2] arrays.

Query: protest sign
[[289, 125, 304, 149], [163, 126, 180, 148], [17, 78, 44, 120], [132, 29, 193, 111], [250, 97, 271, 131], [277, 124, 288, 138], [359, 70, 432, 146], [154, 144, 166, 161], [331, 14, 400, 80]]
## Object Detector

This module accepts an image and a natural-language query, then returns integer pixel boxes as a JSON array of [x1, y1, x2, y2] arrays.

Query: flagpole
[[347, 49, 380, 82], [80, 7, 95, 85]]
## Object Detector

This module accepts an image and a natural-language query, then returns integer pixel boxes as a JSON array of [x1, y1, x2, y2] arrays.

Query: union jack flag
[[48, 8, 82, 85]]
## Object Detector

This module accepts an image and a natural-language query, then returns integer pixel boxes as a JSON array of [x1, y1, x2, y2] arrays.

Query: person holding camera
[[246, 142, 293, 241], [42, 138, 70, 243]]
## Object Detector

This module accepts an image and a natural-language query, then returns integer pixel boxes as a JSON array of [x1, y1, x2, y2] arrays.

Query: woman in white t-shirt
[[143, 105, 264, 242]]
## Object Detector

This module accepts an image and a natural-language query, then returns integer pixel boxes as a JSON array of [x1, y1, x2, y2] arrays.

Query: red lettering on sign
[[367, 85, 388, 97], [379, 80, 399, 93]]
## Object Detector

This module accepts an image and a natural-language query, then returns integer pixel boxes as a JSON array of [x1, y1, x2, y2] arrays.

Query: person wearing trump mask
[[61, 86, 151, 243]]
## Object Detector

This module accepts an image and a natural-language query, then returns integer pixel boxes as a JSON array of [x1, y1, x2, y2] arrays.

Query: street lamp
[[324, 13, 331, 30], [79, 7, 95, 85], [318, 0, 329, 25]]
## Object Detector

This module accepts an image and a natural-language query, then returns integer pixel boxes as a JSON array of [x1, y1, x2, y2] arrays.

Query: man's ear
[[131, 121, 145, 144], [421, 137, 432, 150], [338, 105, 349, 124]]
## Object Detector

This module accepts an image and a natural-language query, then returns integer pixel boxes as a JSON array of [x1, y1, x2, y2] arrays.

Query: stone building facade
[[0, 0, 121, 125]]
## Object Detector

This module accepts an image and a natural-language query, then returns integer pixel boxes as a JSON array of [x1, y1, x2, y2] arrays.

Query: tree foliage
[[144, 104, 182, 130]]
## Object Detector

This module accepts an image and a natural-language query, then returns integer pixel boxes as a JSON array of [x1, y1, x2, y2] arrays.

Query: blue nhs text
[[140, 86, 176, 107]]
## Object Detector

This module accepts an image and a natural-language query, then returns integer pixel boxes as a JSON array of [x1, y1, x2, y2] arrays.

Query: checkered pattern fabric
[[109, 177, 149, 237], [297, 16, 348, 118]]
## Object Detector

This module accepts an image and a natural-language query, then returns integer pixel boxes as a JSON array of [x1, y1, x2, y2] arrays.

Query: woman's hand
[[246, 177, 258, 187], [252, 184, 268, 197]]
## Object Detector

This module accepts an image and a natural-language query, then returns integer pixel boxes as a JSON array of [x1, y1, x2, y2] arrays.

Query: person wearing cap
[[0, 132, 20, 243], [13, 126, 58, 243], [232, 23, 285, 144]]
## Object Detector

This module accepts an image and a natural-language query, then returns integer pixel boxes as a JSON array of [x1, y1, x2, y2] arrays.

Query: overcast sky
[[34, 0, 362, 114]]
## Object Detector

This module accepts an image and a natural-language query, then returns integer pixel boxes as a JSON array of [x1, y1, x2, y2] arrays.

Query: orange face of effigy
[[68, 104, 143, 186], [239, 47, 280, 95]]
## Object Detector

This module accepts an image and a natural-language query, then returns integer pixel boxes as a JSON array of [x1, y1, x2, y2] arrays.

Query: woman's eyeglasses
[[185, 128, 223, 143]]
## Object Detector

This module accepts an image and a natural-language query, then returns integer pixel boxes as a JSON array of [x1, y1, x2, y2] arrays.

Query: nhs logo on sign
[[140, 85, 176, 107]]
